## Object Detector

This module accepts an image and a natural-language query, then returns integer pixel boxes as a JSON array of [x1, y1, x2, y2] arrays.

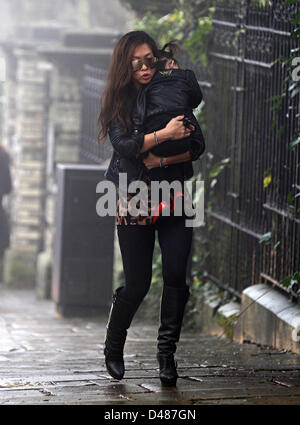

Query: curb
[[195, 283, 300, 354]]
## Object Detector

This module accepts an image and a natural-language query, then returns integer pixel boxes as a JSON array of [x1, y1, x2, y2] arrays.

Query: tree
[[119, 0, 177, 17]]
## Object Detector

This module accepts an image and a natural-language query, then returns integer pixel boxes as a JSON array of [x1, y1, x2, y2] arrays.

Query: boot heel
[[104, 350, 125, 380], [157, 354, 178, 387], [160, 377, 177, 387]]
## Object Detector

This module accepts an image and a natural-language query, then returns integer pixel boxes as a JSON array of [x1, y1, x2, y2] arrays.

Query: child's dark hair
[[157, 40, 181, 70]]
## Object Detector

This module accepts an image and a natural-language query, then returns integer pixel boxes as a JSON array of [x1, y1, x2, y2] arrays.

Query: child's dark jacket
[[132, 68, 205, 160]]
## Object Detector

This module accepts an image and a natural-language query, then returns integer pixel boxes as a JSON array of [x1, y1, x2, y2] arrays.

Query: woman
[[98, 31, 203, 387], [0, 145, 12, 282]]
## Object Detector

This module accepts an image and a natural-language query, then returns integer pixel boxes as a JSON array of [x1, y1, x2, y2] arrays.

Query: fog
[[0, 0, 139, 288], [0, 0, 135, 41]]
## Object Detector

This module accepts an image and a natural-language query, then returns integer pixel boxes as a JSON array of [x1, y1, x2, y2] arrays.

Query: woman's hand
[[141, 116, 196, 155], [142, 151, 161, 170], [165, 115, 195, 141]]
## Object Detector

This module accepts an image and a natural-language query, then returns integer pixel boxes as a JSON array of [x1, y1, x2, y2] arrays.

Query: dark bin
[[52, 164, 115, 317]]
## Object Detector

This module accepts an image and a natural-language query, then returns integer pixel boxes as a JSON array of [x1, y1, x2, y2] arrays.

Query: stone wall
[[3, 48, 51, 286], [1, 26, 119, 291]]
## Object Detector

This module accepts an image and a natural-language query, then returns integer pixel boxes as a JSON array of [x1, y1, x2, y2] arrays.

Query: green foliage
[[135, 10, 186, 47], [281, 271, 300, 288], [259, 231, 272, 245], [203, 154, 231, 214], [208, 157, 230, 179], [3, 251, 36, 288], [250, 0, 273, 7], [280, 272, 300, 300], [263, 167, 272, 189], [133, 4, 214, 68], [289, 133, 300, 149], [217, 313, 239, 339], [119, 0, 177, 18], [182, 12, 214, 66]]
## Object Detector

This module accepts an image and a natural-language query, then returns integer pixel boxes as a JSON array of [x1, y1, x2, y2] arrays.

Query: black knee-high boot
[[157, 285, 190, 386], [104, 286, 141, 380]]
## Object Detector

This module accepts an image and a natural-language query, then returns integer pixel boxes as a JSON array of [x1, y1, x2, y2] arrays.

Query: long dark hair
[[97, 31, 160, 142]]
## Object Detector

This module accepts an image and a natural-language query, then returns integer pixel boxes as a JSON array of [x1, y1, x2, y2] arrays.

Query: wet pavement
[[1, 287, 300, 405]]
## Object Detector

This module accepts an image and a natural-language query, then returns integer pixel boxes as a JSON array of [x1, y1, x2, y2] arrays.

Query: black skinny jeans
[[116, 215, 193, 305]]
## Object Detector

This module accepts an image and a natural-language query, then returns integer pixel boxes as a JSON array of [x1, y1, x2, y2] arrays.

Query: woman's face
[[131, 43, 157, 89]]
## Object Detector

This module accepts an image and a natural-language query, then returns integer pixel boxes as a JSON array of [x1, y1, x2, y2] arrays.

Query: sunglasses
[[131, 56, 158, 72]]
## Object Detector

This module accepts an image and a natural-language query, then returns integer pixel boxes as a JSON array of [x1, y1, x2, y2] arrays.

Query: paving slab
[[0, 287, 300, 405]]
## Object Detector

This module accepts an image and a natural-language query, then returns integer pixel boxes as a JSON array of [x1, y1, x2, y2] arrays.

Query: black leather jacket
[[104, 120, 201, 188], [104, 122, 146, 187]]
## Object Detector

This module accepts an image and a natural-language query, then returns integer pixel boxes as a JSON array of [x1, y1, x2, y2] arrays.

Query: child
[[132, 41, 205, 182]]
